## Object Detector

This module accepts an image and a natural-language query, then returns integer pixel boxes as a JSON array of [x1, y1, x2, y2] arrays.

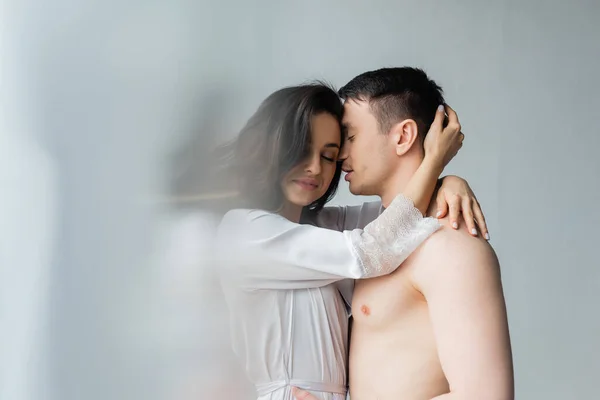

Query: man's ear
[[388, 119, 419, 156]]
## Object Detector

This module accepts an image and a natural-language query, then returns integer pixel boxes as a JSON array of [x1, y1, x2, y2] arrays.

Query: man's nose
[[338, 144, 349, 161]]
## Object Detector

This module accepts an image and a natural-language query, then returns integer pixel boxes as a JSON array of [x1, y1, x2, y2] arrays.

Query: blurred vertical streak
[[152, 90, 254, 399], [1, 0, 255, 399], [0, 2, 58, 400]]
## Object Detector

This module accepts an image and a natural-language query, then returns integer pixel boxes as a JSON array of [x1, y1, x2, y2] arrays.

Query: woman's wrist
[[421, 154, 445, 178]]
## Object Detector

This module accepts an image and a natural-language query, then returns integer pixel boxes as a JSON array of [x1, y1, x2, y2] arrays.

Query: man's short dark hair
[[338, 67, 445, 140]]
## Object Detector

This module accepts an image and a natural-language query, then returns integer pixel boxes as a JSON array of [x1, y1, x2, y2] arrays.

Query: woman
[[216, 83, 483, 400]]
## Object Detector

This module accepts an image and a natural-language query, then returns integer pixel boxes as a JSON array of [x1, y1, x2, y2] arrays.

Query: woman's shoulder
[[217, 208, 287, 240], [220, 207, 278, 225]]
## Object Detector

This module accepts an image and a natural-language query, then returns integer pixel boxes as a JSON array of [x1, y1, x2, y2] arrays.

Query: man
[[294, 67, 513, 399]]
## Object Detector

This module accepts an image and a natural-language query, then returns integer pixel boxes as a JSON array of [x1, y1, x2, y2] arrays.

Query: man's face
[[339, 99, 396, 196]]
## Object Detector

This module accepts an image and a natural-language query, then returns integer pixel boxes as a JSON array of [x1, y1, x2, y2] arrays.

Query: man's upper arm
[[414, 230, 514, 399]]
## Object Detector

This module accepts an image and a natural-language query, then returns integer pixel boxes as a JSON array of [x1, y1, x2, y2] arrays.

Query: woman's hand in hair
[[423, 104, 464, 169]]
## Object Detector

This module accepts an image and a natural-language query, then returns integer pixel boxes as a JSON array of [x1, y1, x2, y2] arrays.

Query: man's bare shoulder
[[409, 219, 500, 289], [421, 218, 496, 255]]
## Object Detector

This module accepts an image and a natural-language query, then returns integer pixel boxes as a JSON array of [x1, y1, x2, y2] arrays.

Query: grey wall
[[2, 0, 599, 399]]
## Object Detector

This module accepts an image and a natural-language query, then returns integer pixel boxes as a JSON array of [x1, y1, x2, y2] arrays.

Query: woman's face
[[281, 112, 341, 208]]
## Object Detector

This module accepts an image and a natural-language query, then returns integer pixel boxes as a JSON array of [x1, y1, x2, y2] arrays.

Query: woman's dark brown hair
[[218, 82, 344, 214]]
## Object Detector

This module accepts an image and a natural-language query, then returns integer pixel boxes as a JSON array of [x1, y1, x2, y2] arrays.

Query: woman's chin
[[294, 200, 315, 208], [288, 196, 318, 208]]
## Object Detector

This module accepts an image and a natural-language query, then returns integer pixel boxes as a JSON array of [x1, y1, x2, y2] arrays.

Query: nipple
[[360, 304, 371, 316]]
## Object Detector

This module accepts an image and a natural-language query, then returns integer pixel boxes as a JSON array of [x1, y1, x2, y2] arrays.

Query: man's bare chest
[[351, 267, 423, 328]]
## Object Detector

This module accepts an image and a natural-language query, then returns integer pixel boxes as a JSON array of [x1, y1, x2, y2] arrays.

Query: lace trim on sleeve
[[344, 194, 441, 276]]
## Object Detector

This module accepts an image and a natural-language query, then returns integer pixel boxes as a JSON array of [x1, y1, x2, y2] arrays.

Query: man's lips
[[344, 171, 353, 182]]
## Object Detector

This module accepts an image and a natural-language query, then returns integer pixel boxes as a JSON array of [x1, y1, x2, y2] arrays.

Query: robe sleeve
[[310, 200, 384, 231], [217, 194, 440, 290]]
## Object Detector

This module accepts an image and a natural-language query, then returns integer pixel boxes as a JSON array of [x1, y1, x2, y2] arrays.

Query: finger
[[291, 387, 315, 400], [432, 104, 445, 130], [444, 104, 460, 126], [461, 197, 477, 236], [473, 199, 490, 240], [448, 140, 463, 163], [435, 191, 448, 218], [448, 194, 460, 229], [455, 133, 465, 155], [444, 104, 461, 134]]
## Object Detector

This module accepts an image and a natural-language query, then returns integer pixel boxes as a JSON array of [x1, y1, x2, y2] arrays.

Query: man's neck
[[379, 156, 423, 208]]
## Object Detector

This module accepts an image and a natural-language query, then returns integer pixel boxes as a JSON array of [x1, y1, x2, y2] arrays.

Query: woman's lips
[[294, 178, 318, 190]]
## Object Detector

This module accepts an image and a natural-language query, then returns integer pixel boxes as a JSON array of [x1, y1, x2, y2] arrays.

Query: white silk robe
[[216, 195, 441, 400]]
